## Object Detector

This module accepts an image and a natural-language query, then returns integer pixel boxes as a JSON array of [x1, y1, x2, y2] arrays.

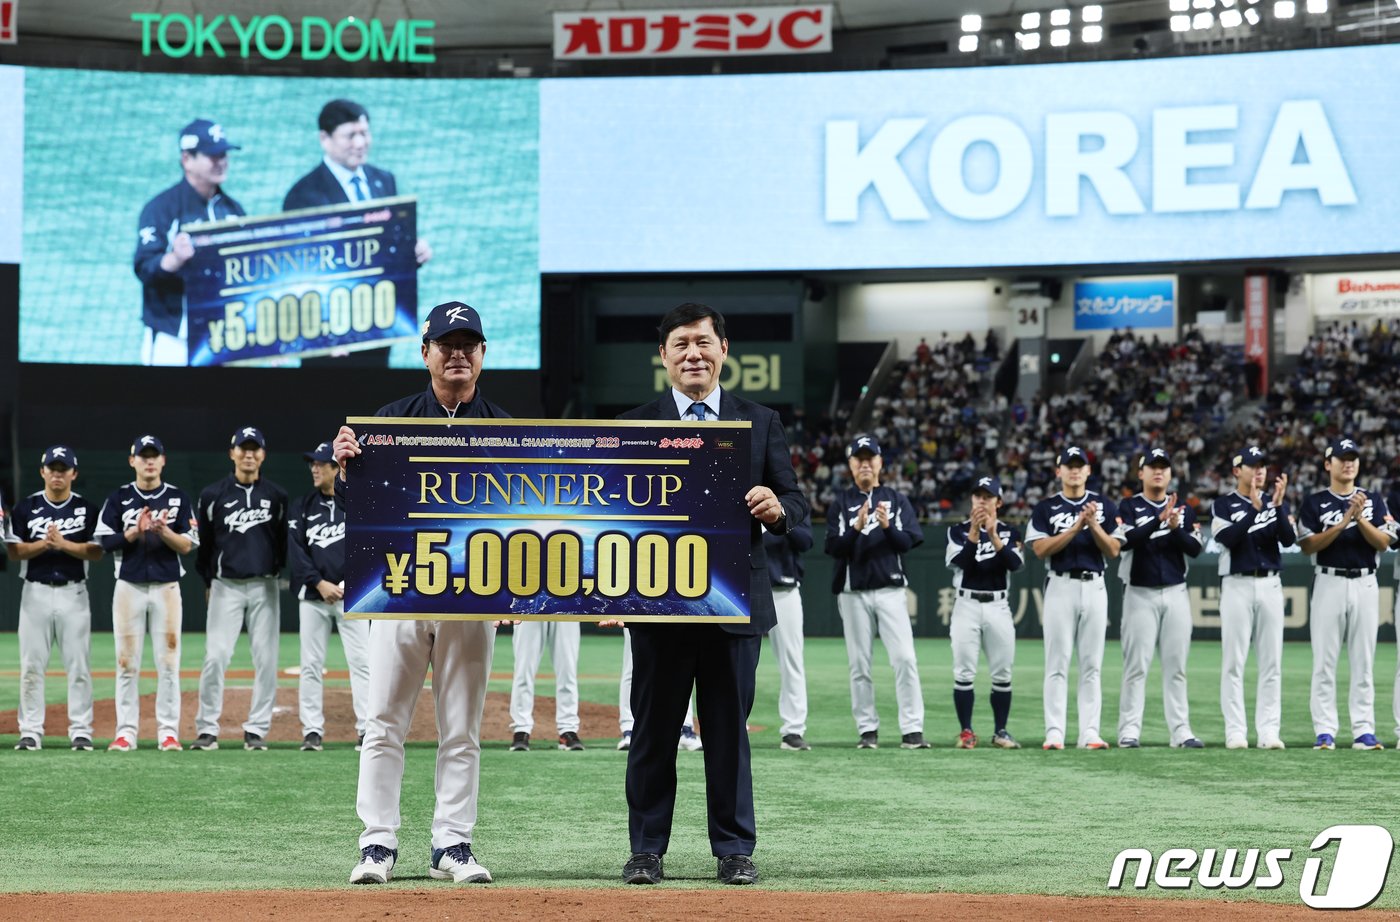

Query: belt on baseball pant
[[1051, 569, 1102, 581], [1232, 570, 1278, 578], [27, 579, 81, 587], [958, 589, 1007, 603], [1318, 566, 1374, 578]]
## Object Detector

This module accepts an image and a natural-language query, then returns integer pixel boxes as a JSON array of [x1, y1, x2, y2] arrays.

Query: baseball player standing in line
[[825, 434, 929, 750], [1112, 448, 1205, 749], [191, 427, 288, 752], [1296, 437, 1394, 751], [1212, 446, 1294, 750], [509, 619, 584, 752], [1392, 526, 1400, 747], [4, 446, 102, 751], [1026, 446, 1120, 750], [335, 300, 508, 886], [616, 636, 702, 751], [945, 475, 1023, 750], [289, 441, 368, 753], [764, 508, 813, 751], [93, 435, 198, 752]]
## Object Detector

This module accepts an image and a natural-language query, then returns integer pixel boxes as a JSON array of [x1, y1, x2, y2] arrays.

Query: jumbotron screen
[[13, 66, 539, 369]]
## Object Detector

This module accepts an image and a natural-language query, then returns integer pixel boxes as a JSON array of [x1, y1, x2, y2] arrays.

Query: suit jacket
[[283, 162, 398, 211], [618, 389, 808, 636]]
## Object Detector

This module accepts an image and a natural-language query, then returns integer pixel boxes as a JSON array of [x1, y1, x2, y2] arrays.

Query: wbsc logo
[[1108, 825, 1394, 909]]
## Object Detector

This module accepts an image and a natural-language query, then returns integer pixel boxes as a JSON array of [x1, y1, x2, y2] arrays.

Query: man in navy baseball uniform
[[4, 446, 103, 751], [614, 302, 808, 888], [284, 99, 431, 368], [945, 476, 1024, 749], [93, 435, 199, 752], [289, 440, 369, 752], [1297, 437, 1394, 751], [134, 119, 246, 366], [191, 427, 289, 752], [1026, 446, 1120, 750], [335, 300, 509, 887], [764, 508, 813, 751], [1212, 446, 1295, 750], [826, 434, 928, 751], [1112, 448, 1204, 749]]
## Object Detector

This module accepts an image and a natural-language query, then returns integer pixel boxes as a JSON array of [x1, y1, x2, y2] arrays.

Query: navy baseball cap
[[1057, 446, 1087, 466], [1139, 448, 1172, 469], [304, 441, 336, 464], [40, 445, 77, 468], [1325, 437, 1360, 460], [847, 434, 882, 458], [1232, 446, 1266, 468], [972, 475, 1002, 497], [131, 434, 165, 456], [421, 301, 486, 344], [230, 426, 266, 449], [179, 119, 241, 156]]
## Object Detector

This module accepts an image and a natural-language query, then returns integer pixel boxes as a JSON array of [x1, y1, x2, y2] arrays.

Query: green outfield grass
[[2, 632, 1398, 903]]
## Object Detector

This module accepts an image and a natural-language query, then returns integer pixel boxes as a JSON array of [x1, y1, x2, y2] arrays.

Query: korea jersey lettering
[[195, 475, 289, 585], [1025, 492, 1118, 572], [1112, 495, 1203, 587], [945, 522, 1024, 591], [288, 490, 345, 600], [1297, 490, 1394, 570], [2, 492, 99, 583], [93, 483, 199, 583], [1209, 492, 1296, 575]]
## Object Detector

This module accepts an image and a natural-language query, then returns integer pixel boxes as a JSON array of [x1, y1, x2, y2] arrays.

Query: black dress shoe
[[622, 853, 663, 884], [717, 854, 759, 885]]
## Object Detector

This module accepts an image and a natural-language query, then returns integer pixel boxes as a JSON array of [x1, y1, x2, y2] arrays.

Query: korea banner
[[1073, 277, 1177, 331], [1310, 270, 1400, 318], [553, 5, 832, 59]]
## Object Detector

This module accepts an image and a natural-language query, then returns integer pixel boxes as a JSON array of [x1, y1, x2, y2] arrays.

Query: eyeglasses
[[430, 339, 482, 356]]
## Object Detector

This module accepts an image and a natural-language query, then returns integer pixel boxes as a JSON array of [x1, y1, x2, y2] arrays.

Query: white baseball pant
[[1393, 587, 1400, 741], [1041, 574, 1107, 747], [837, 586, 924, 735], [769, 586, 809, 738], [1309, 572, 1378, 739], [951, 594, 1014, 689], [112, 580, 183, 742], [510, 620, 581, 735], [1219, 574, 1284, 744], [619, 628, 694, 733], [17, 582, 94, 742], [141, 314, 188, 366], [358, 618, 496, 852], [1117, 584, 1195, 745], [196, 576, 280, 739], [299, 598, 371, 737]]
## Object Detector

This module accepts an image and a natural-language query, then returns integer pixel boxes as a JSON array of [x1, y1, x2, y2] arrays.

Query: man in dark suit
[[283, 99, 431, 368], [613, 302, 808, 887]]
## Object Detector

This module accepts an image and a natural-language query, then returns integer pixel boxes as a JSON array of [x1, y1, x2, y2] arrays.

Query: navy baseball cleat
[[510, 732, 530, 752], [780, 734, 811, 751], [1314, 733, 1336, 750], [558, 731, 585, 751], [350, 845, 397, 884], [14, 736, 39, 751], [1176, 738, 1205, 749], [1352, 734, 1384, 750], [430, 843, 492, 883], [856, 730, 879, 749], [71, 737, 93, 751], [623, 853, 663, 885], [301, 732, 323, 752], [243, 731, 267, 751], [1118, 738, 1140, 749], [991, 729, 1020, 749], [616, 730, 632, 751], [189, 733, 219, 751]]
